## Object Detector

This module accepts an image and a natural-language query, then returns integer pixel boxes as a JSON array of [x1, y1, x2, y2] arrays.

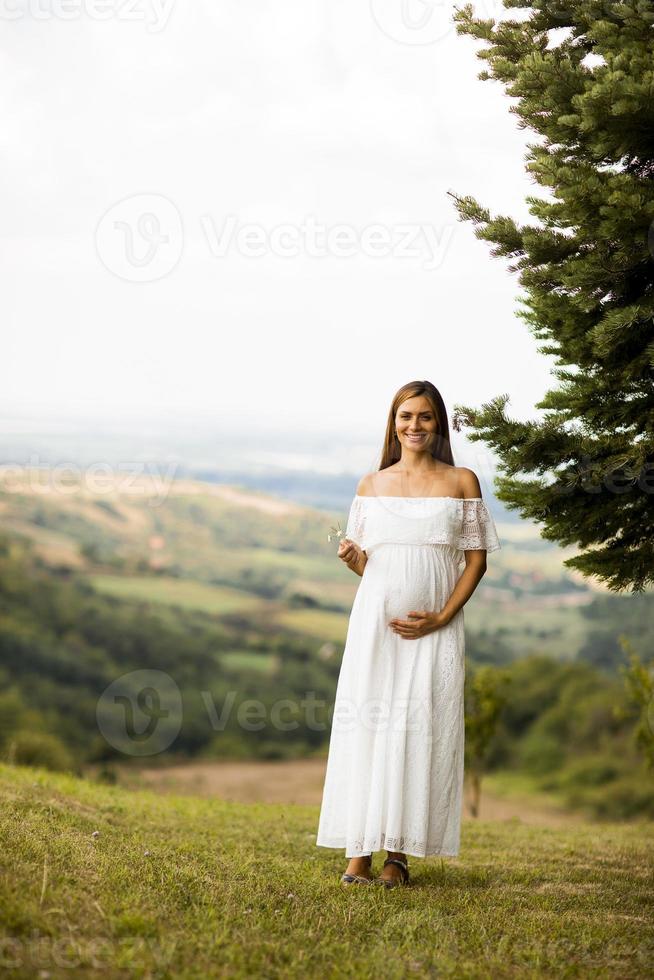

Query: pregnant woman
[[316, 379, 500, 888]]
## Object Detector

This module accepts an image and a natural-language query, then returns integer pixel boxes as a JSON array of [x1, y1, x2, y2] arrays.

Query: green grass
[[1, 763, 652, 978]]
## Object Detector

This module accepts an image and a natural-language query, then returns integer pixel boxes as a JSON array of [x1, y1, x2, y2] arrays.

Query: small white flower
[[327, 522, 345, 543]]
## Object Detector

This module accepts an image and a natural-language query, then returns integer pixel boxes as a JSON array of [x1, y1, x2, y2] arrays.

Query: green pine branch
[[450, 0, 654, 592]]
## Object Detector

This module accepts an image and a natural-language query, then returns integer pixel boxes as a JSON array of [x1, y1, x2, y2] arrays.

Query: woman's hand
[[337, 537, 367, 576], [389, 609, 450, 639]]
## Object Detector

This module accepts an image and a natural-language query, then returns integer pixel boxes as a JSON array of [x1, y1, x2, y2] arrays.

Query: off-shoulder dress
[[316, 495, 501, 859]]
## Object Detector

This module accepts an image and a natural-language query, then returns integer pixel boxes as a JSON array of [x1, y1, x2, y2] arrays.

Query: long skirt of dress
[[316, 542, 466, 859]]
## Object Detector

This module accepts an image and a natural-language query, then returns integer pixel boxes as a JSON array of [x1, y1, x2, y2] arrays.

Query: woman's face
[[395, 395, 438, 453]]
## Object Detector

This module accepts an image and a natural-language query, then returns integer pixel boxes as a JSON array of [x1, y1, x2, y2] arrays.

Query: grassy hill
[[0, 762, 651, 978]]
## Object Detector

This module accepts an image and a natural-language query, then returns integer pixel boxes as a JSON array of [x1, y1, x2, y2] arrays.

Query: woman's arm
[[337, 475, 370, 576], [435, 551, 486, 624], [438, 467, 487, 623]]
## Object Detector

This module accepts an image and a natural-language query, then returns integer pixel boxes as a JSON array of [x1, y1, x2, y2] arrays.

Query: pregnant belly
[[383, 581, 438, 621], [364, 545, 449, 621]]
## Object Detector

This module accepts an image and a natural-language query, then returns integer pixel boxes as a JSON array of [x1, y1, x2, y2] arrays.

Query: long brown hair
[[378, 380, 455, 470]]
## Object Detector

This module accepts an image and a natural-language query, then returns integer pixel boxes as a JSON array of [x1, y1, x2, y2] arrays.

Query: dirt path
[[120, 758, 585, 829]]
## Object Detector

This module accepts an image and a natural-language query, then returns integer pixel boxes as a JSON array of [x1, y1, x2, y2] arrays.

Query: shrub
[[562, 776, 654, 820], [518, 731, 565, 775], [558, 756, 620, 789], [6, 731, 74, 772]]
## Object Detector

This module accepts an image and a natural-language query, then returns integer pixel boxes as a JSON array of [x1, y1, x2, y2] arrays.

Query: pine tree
[[449, 0, 654, 593]]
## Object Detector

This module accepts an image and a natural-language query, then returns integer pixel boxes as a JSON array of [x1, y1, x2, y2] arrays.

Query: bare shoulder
[[457, 467, 483, 499], [355, 473, 377, 496]]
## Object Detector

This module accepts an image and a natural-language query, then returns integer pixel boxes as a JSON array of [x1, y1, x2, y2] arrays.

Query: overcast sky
[[2, 0, 554, 466]]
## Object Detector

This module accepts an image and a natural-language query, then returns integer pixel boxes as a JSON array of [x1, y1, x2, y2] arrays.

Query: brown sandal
[[340, 854, 373, 886], [375, 857, 410, 888]]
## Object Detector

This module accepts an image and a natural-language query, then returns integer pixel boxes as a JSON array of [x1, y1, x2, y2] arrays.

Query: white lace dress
[[316, 495, 501, 859]]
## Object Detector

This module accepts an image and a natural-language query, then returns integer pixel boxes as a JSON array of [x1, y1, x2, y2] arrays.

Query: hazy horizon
[[0, 405, 503, 501]]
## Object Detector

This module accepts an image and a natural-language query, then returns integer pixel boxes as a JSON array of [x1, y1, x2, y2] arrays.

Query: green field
[[463, 601, 591, 661], [220, 651, 278, 675], [0, 763, 651, 978], [275, 607, 350, 643], [89, 574, 264, 617], [87, 571, 591, 660]]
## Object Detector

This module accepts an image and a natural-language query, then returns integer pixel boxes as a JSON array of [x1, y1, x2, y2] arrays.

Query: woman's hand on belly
[[389, 609, 450, 639]]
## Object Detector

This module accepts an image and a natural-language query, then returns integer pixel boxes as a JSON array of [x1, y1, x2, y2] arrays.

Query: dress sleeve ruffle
[[457, 498, 501, 553], [345, 495, 366, 550]]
